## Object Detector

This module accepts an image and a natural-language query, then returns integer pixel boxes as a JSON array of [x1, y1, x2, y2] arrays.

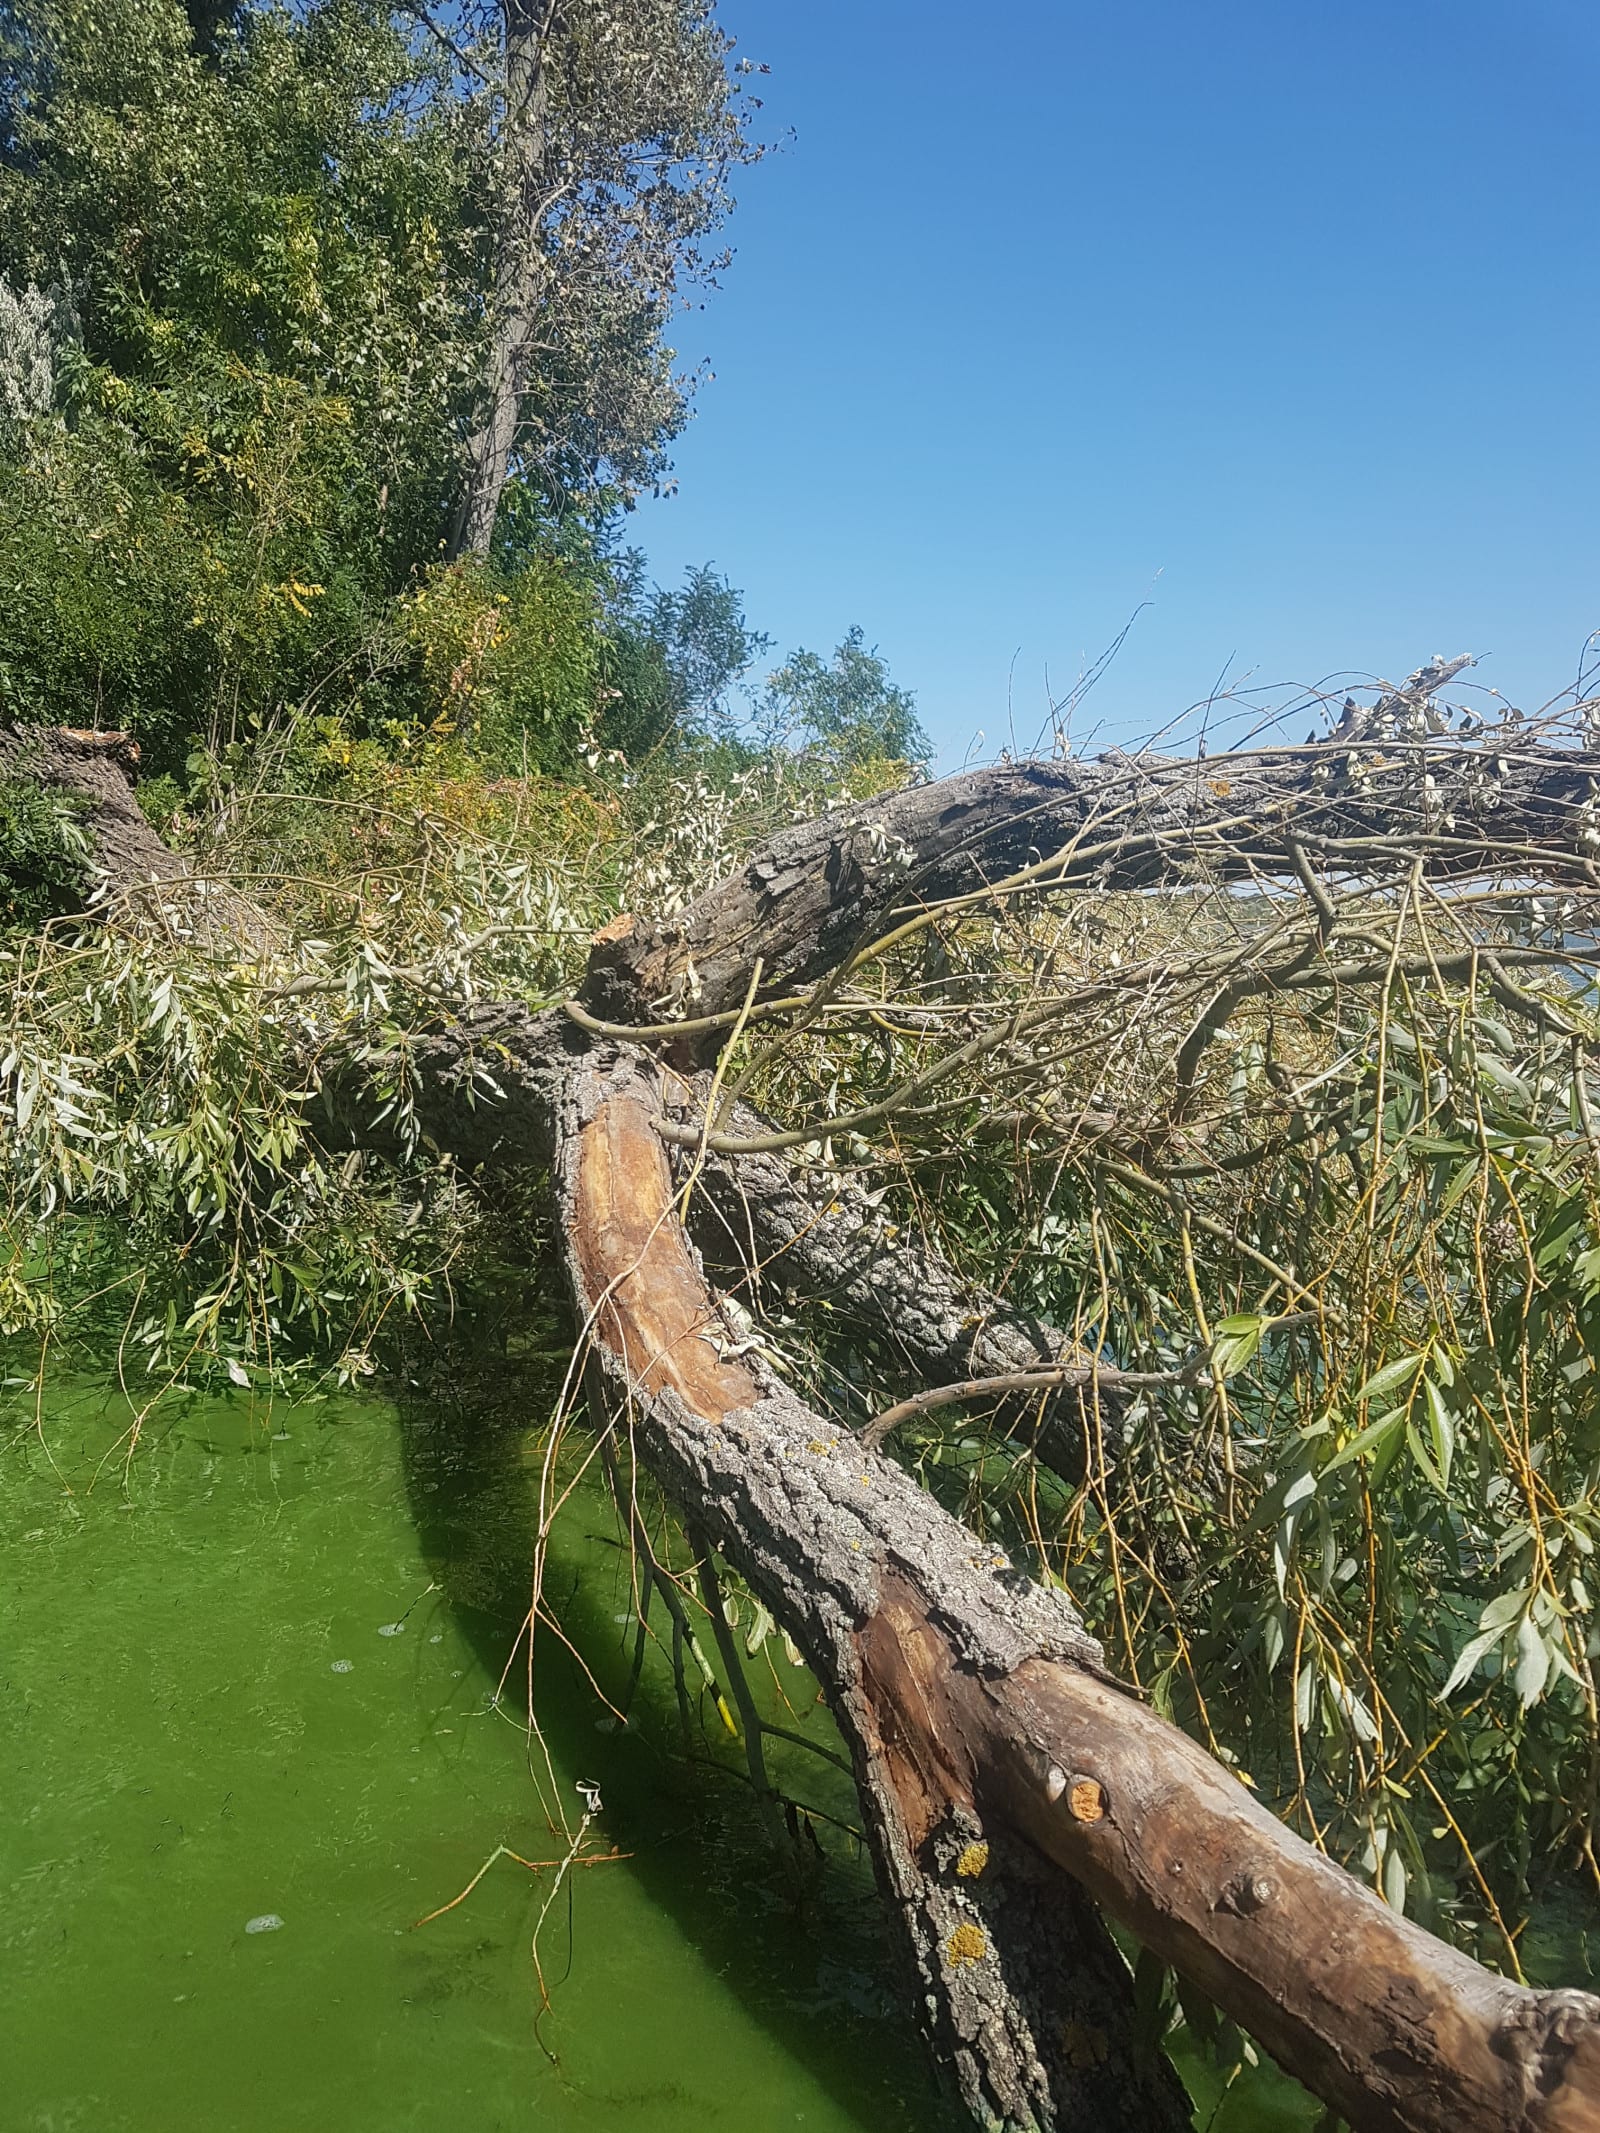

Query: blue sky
[[628, 0, 1600, 767]]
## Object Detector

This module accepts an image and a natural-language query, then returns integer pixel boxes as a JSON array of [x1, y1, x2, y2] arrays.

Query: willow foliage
[[710, 704, 1600, 1967]]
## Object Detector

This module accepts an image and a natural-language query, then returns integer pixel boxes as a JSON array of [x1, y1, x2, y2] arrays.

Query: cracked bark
[[0, 724, 270, 946], [582, 741, 1600, 1026], [394, 1003, 1600, 2133]]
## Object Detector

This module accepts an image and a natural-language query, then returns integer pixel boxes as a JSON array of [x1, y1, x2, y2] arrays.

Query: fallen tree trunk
[[390, 1005, 1188, 2131], [396, 1002, 1600, 2133], [0, 725, 269, 946], [22, 719, 1600, 2133], [581, 722, 1600, 1028]]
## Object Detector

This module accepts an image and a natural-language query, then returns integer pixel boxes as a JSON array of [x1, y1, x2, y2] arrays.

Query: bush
[[401, 557, 601, 774]]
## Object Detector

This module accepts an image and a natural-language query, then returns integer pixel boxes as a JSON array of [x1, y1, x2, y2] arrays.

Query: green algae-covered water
[[3, 1374, 965, 2133], [2, 1368, 1328, 2133]]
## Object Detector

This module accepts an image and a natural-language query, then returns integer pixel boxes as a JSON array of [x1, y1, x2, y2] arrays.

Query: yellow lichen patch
[[954, 1842, 990, 1880], [946, 1922, 988, 1969], [1061, 2017, 1109, 2069]]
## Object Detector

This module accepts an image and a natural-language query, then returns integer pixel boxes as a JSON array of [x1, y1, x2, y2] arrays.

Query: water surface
[[3, 1376, 960, 2132], [10, 1365, 1541, 2132]]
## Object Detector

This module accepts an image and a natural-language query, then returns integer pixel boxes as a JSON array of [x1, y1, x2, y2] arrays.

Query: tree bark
[[386, 1003, 1187, 2130], [0, 724, 269, 946], [448, 0, 563, 560], [581, 738, 1600, 1028], [392, 1001, 1600, 2133], [670, 1082, 1126, 1480]]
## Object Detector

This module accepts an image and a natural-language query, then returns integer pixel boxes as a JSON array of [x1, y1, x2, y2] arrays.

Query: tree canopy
[[0, 0, 778, 774]]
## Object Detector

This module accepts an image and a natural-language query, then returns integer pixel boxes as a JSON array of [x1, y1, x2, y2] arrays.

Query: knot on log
[[1215, 1871, 1277, 1917], [1490, 1987, 1600, 2101], [1043, 1766, 1108, 1822]]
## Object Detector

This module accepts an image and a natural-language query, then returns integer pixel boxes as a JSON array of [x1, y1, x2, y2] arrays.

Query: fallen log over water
[[400, 1006, 1600, 2133], [22, 706, 1600, 2133]]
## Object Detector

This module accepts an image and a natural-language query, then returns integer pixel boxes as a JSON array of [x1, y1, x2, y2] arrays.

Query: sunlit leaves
[[740, 825, 1600, 1953], [1209, 1312, 1269, 1379]]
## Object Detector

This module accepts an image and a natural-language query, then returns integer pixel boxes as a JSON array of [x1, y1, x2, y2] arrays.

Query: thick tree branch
[[667, 1085, 1129, 1481], [583, 731, 1600, 1030]]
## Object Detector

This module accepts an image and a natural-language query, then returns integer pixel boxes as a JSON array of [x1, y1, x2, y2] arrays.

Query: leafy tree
[[446, 0, 763, 554], [597, 554, 770, 759], [761, 624, 930, 767], [0, 0, 761, 773], [0, 0, 483, 765]]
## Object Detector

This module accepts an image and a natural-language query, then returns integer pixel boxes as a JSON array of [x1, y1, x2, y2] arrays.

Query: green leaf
[[1211, 1313, 1268, 1378], [1322, 1406, 1406, 1475], [1480, 1586, 1532, 1633], [1261, 1606, 1286, 1673], [1295, 1662, 1316, 1732], [1421, 1377, 1455, 1493], [1382, 1845, 1408, 1915], [1438, 1155, 1484, 1215], [1479, 1056, 1533, 1105], [1514, 1616, 1551, 1709], [1357, 1351, 1425, 1405], [1441, 1624, 1504, 1697], [1282, 1467, 1318, 1511], [1406, 1419, 1447, 1494], [1535, 1193, 1590, 1271]]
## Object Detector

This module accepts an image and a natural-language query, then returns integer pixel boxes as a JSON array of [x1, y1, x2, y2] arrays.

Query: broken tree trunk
[[25, 723, 1600, 2133], [390, 1003, 1600, 2133], [0, 725, 270, 947]]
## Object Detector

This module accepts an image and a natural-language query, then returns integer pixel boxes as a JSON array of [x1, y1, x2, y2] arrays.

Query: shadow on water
[[384, 1267, 1351, 2132], [388, 1278, 969, 2133]]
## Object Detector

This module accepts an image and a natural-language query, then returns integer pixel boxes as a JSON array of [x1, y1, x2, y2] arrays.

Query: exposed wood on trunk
[[391, 1001, 1600, 2133], [546, 1033, 1190, 2133]]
